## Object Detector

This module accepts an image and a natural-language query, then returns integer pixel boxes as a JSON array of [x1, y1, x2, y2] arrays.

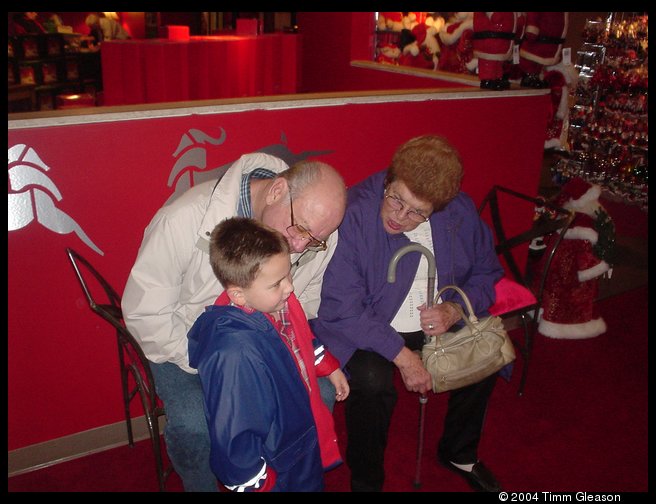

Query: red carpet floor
[[9, 286, 648, 492]]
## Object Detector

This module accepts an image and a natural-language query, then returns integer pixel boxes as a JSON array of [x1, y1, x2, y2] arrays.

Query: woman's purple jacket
[[309, 170, 503, 367]]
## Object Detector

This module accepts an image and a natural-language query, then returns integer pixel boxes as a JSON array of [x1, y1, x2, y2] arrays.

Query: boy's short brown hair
[[209, 217, 290, 289]]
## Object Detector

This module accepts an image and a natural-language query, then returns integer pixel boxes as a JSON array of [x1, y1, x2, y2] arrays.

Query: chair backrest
[[66, 247, 171, 490], [66, 247, 122, 321], [65, 247, 161, 420], [478, 185, 575, 305]]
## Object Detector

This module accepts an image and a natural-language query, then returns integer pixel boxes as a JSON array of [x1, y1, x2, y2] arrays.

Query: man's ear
[[265, 177, 288, 206], [226, 287, 246, 306]]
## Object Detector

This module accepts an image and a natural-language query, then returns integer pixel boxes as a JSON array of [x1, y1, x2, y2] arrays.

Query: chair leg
[[517, 359, 529, 396], [120, 365, 135, 446], [130, 363, 170, 491], [146, 410, 168, 492], [520, 326, 540, 396], [517, 313, 532, 396]]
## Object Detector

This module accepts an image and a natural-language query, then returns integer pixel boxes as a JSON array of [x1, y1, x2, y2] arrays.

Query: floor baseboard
[[8, 415, 166, 477]]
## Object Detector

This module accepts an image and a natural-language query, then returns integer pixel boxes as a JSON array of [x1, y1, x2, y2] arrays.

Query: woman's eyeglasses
[[384, 191, 430, 223], [287, 191, 328, 252]]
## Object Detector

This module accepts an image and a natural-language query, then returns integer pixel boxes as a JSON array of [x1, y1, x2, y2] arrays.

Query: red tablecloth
[[102, 34, 301, 106]]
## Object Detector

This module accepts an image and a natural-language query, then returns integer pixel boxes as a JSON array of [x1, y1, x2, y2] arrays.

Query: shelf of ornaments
[[550, 144, 648, 211], [569, 106, 647, 149], [556, 144, 648, 212], [552, 111, 648, 210], [553, 123, 648, 212], [554, 15, 648, 211], [551, 160, 648, 215]]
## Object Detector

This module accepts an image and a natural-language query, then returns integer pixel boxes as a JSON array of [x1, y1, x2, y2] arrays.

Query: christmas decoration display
[[551, 13, 648, 212], [535, 177, 616, 340]]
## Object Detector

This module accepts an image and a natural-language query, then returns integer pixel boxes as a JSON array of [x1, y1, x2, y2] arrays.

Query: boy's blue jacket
[[188, 294, 340, 492]]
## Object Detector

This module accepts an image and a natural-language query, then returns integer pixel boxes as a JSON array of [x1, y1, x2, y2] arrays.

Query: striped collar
[[238, 168, 276, 217]]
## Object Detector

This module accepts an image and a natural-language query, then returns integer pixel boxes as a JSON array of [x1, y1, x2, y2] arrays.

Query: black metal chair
[[66, 247, 172, 491], [478, 186, 574, 395]]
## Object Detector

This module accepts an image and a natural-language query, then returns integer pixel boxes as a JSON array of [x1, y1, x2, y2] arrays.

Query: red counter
[[101, 34, 301, 105], [9, 87, 550, 471]]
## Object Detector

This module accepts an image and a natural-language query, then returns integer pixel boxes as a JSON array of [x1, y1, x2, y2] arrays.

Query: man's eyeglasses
[[384, 191, 430, 223], [287, 190, 328, 252]]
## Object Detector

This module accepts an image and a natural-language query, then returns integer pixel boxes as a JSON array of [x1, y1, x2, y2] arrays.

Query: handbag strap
[[434, 285, 479, 325]]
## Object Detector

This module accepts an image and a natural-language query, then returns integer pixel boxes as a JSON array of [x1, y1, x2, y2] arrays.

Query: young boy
[[188, 217, 349, 492]]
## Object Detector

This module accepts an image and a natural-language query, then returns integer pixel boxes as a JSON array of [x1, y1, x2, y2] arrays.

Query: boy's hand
[[329, 369, 350, 401]]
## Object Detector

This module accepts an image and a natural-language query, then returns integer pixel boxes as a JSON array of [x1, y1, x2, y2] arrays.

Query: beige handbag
[[422, 285, 516, 393]]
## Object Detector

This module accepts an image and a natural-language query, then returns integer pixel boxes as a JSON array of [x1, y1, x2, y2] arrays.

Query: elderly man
[[122, 153, 347, 491]]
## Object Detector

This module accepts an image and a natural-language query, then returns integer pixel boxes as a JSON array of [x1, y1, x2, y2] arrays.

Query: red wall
[[8, 92, 550, 451]]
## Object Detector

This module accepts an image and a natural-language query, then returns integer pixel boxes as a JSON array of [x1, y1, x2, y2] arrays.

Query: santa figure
[[378, 12, 403, 32], [503, 11, 527, 83], [472, 12, 517, 90], [519, 12, 569, 88], [398, 22, 438, 70], [537, 178, 616, 339], [543, 61, 579, 149], [437, 12, 477, 74], [375, 42, 400, 65]]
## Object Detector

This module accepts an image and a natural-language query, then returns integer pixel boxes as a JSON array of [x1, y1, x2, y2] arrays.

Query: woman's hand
[[393, 347, 432, 394], [417, 301, 460, 336]]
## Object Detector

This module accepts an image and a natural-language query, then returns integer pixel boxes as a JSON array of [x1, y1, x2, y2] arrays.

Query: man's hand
[[393, 347, 432, 394]]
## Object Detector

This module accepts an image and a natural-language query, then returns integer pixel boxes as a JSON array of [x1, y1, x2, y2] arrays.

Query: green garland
[[593, 207, 617, 266]]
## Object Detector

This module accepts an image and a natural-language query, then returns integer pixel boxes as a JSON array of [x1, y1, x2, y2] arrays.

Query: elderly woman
[[310, 135, 504, 492]]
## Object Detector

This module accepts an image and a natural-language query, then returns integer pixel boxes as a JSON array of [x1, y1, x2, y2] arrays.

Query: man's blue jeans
[[150, 361, 337, 492], [149, 361, 219, 492], [318, 374, 337, 412]]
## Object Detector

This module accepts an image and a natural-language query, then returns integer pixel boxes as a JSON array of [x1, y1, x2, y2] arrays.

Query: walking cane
[[387, 243, 436, 489]]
